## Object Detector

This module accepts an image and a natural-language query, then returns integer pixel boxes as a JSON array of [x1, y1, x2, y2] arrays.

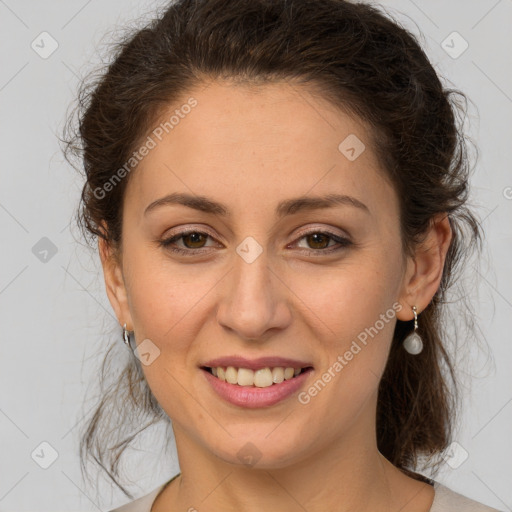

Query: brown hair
[[63, 0, 482, 499]]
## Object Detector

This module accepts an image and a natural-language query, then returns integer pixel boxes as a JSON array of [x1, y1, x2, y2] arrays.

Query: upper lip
[[201, 356, 313, 371]]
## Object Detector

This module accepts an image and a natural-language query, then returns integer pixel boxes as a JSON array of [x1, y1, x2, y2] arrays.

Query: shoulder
[[108, 474, 179, 512], [431, 480, 504, 512], [107, 476, 505, 512], [108, 483, 166, 512]]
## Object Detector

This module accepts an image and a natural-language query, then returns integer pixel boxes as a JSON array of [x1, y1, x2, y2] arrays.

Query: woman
[[63, 0, 503, 510]]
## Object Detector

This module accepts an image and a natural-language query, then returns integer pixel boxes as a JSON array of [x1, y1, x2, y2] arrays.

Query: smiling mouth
[[201, 365, 313, 388]]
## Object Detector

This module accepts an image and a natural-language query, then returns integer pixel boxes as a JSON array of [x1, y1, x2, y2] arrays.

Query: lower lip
[[201, 367, 313, 408]]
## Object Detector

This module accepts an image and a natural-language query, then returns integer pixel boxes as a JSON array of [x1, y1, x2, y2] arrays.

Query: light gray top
[[109, 475, 504, 512]]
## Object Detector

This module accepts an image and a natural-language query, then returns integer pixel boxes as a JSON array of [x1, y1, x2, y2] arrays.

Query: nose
[[216, 250, 292, 342]]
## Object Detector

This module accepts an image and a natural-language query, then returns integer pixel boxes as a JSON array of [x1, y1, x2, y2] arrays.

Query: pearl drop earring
[[403, 305, 423, 355]]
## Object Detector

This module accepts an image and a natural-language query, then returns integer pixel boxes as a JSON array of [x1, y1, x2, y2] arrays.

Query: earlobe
[[98, 234, 133, 330], [396, 214, 452, 321]]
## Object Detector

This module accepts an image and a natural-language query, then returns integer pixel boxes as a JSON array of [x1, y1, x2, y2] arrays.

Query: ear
[[396, 214, 453, 321], [98, 222, 133, 330]]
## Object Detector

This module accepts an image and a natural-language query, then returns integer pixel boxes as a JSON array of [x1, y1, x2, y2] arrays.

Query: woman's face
[[102, 80, 417, 468]]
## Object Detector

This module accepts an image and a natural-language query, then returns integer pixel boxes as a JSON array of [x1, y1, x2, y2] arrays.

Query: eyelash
[[159, 228, 353, 257]]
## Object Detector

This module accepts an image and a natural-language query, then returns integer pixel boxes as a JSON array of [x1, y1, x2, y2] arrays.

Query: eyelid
[[159, 224, 352, 257], [292, 224, 350, 241], [287, 228, 352, 254], [162, 227, 221, 250], [162, 225, 219, 242], [162, 224, 350, 245]]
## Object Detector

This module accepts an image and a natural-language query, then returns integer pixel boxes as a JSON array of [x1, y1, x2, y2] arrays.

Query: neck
[[152, 399, 434, 512]]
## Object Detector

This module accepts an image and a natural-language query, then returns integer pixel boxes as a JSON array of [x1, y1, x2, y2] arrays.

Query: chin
[[208, 432, 311, 470]]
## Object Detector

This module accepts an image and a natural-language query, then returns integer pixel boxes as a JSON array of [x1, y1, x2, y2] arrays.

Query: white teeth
[[272, 367, 284, 383], [225, 366, 238, 384], [209, 366, 307, 388], [237, 368, 254, 386], [254, 368, 273, 387], [284, 367, 295, 380]]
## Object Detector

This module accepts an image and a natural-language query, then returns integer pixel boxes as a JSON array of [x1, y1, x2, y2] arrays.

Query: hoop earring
[[122, 323, 132, 348], [403, 305, 423, 355]]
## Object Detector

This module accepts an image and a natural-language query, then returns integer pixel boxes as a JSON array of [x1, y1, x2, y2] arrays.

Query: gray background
[[0, 0, 511, 510]]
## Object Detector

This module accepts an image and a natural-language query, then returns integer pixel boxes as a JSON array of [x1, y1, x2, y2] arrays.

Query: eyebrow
[[144, 192, 370, 218]]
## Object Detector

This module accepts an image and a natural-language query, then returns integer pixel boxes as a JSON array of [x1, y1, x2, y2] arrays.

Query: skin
[[99, 80, 452, 512]]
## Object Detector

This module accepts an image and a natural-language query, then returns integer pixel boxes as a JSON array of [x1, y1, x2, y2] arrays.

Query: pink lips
[[201, 366, 314, 408]]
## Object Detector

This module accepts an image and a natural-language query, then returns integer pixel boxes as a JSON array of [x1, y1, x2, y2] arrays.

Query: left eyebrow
[[144, 192, 370, 217], [275, 193, 370, 218]]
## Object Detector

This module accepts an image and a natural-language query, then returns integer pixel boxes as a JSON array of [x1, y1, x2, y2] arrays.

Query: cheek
[[294, 266, 399, 437], [289, 252, 402, 404], [122, 251, 206, 414], [124, 247, 213, 340], [288, 253, 401, 343]]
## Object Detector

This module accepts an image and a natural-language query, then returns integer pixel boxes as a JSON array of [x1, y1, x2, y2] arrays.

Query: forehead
[[151, 79, 375, 159], [126, 80, 396, 221]]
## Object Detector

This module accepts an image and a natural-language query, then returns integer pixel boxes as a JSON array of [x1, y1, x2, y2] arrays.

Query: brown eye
[[159, 230, 217, 255], [181, 232, 208, 249], [160, 228, 352, 257], [292, 230, 353, 256], [305, 233, 331, 250]]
